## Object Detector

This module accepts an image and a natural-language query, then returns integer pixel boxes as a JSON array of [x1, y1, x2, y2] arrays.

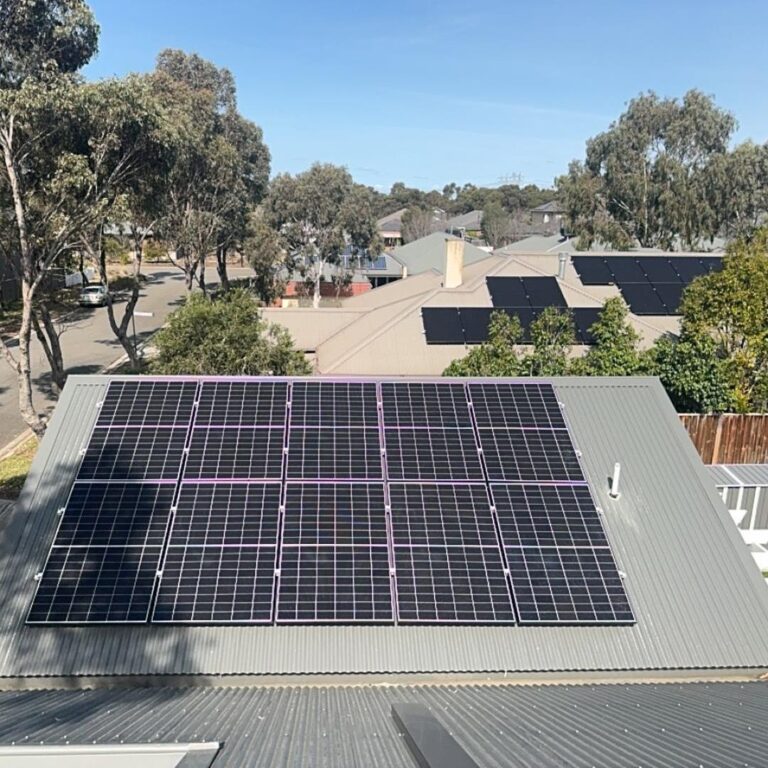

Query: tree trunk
[[196, 251, 207, 296], [32, 301, 66, 395], [312, 261, 324, 309], [216, 245, 230, 293]]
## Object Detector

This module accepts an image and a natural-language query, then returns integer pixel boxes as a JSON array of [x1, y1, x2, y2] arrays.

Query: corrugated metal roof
[[0, 681, 765, 767], [1, 376, 767, 678], [391, 232, 492, 275], [709, 464, 768, 487]]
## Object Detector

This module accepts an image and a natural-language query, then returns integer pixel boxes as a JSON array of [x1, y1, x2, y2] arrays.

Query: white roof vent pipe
[[558, 252, 568, 280], [609, 462, 621, 499]]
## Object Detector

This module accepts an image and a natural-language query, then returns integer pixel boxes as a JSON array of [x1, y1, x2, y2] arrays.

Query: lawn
[[0, 438, 38, 499]]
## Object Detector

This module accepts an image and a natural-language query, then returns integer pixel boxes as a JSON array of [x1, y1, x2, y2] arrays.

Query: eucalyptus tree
[[265, 164, 380, 308]]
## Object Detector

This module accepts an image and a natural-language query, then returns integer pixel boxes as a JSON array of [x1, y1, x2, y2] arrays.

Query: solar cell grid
[[77, 427, 187, 481], [153, 546, 277, 623], [97, 380, 198, 427], [478, 427, 585, 482], [506, 547, 634, 624], [491, 484, 608, 548], [389, 484, 497, 547], [384, 428, 483, 481], [195, 381, 288, 426], [394, 546, 515, 623], [27, 545, 162, 624], [282, 483, 388, 546], [276, 546, 393, 622], [468, 382, 566, 430], [184, 427, 284, 480], [54, 482, 174, 547], [381, 382, 472, 427], [286, 427, 382, 480], [170, 483, 281, 547], [290, 381, 378, 427]]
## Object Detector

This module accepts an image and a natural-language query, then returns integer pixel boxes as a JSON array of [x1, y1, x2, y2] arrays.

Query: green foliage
[[570, 298, 645, 376], [242, 210, 285, 305], [523, 307, 575, 376], [401, 205, 441, 243], [151, 288, 310, 376], [444, 311, 524, 377], [481, 202, 516, 248]]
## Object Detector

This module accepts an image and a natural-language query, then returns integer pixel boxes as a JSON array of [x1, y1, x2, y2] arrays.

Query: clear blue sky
[[85, 0, 768, 192]]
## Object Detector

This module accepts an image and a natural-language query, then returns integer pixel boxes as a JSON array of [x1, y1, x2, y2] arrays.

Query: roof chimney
[[558, 252, 568, 279], [444, 238, 464, 289]]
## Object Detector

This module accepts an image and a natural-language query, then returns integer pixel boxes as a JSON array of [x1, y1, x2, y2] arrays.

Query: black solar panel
[[195, 381, 288, 426], [169, 483, 281, 547], [699, 256, 723, 273], [77, 427, 187, 481], [506, 547, 634, 624], [28, 545, 162, 624], [653, 283, 685, 314], [572, 308, 602, 345], [389, 484, 497, 547], [604, 257, 647, 283], [381, 382, 472, 428], [457, 307, 493, 345], [384, 428, 484, 481], [97, 380, 198, 427], [523, 276, 567, 308], [394, 546, 515, 623], [468, 382, 566, 429], [618, 283, 666, 315], [670, 257, 709, 283], [486, 276, 530, 307], [572, 256, 613, 285], [153, 546, 277, 623], [290, 381, 378, 427], [286, 427, 382, 480], [636, 257, 681, 284], [282, 483, 388, 546], [491, 484, 608, 548], [478, 428, 584, 482], [422, 307, 463, 344], [184, 427, 284, 480], [276, 546, 393, 622]]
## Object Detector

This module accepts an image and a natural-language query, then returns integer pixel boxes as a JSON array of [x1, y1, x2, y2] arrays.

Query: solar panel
[[604, 257, 647, 284], [486, 276, 530, 307], [468, 382, 566, 429], [699, 256, 723, 273], [506, 547, 634, 624], [617, 283, 666, 315], [286, 427, 382, 480], [522, 277, 567, 308], [384, 428, 484, 481], [184, 427, 284, 480], [572, 308, 602, 345], [457, 307, 494, 345], [636, 257, 681, 284], [422, 307, 463, 344], [290, 381, 378, 427], [572, 256, 614, 285], [394, 546, 515, 623], [28, 545, 162, 624], [389, 484, 497, 547], [653, 283, 685, 314], [153, 546, 277, 623], [670, 257, 709, 283], [169, 483, 281, 547], [276, 546, 393, 622], [97, 380, 198, 427], [195, 381, 288, 426], [77, 427, 187, 481], [477, 428, 584, 482], [381, 382, 472, 428], [282, 483, 388, 546], [491, 484, 608, 548]]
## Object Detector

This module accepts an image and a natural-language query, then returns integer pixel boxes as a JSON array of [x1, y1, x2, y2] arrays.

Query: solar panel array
[[28, 378, 635, 627], [422, 277, 601, 345], [571, 255, 723, 315]]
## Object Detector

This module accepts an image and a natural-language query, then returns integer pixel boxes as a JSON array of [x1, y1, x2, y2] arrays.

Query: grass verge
[[0, 437, 38, 499]]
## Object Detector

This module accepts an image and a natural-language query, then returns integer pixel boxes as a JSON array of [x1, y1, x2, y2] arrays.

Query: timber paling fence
[[681, 414, 768, 464]]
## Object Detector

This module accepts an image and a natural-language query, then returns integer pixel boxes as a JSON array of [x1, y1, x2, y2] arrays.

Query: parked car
[[79, 284, 110, 307]]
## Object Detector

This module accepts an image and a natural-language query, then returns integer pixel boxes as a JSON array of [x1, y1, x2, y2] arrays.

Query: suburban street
[[0, 264, 253, 448]]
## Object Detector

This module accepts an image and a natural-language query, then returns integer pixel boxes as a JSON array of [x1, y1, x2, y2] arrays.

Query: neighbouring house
[[446, 209, 484, 239], [376, 208, 407, 248], [530, 200, 565, 229], [0, 373, 766, 764]]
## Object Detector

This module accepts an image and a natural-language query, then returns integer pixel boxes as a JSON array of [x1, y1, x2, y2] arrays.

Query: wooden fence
[[680, 414, 768, 464]]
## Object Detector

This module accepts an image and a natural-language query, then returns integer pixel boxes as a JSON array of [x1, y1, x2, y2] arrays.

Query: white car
[[79, 284, 110, 307]]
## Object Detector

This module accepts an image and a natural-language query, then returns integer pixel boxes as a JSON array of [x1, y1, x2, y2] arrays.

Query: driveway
[[0, 264, 253, 448]]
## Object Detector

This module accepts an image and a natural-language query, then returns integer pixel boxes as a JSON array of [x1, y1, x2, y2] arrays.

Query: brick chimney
[[444, 238, 464, 289]]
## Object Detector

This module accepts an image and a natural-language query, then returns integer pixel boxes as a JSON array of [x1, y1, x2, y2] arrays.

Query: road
[[0, 264, 252, 448]]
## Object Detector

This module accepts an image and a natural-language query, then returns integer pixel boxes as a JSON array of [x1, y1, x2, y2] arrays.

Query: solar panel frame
[[194, 381, 288, 426], [421, 307, 464, 344]]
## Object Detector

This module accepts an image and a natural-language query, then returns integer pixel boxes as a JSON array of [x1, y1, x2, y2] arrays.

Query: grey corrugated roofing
[[530, 201, 564, 213], [447, 210, 483, 230], [2, 375, 768, 678], [391, 232, 492, 275], [0, 681, 765, 767], [709, 464, 768, 487]]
